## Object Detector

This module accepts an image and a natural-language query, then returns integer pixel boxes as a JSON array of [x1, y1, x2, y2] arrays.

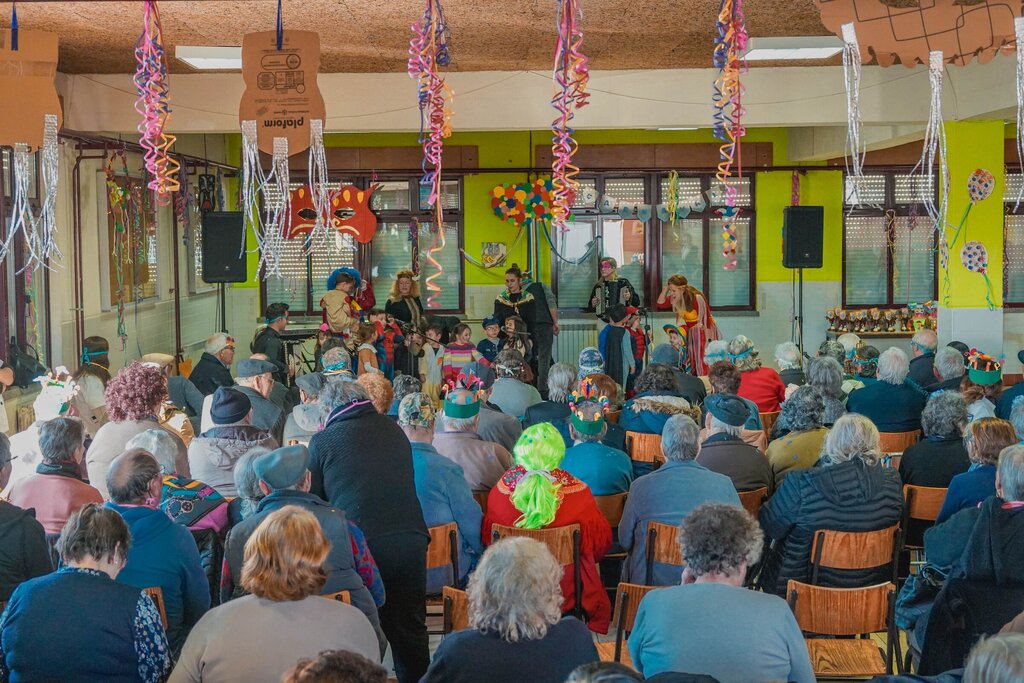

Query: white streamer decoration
[[841, 23, 867, 205], [1015, 17, 1024, 209], [240, 122, 292, 279], [912, 51, 949, 240], [306, 118, 331, 253], [2, 114, 60, 271], [240, 119, 265, 259]]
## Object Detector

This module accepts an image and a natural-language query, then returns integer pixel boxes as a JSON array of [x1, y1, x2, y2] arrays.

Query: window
[[551, 173, 755, 311], [1005, 172, 1024, 306], [842, 171, 936, 307]]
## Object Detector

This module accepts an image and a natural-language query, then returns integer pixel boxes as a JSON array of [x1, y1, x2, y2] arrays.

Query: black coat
[[250, 327, 287, 384], [899, 436, 970, 489], [0, 502, 52, 601], [384, 296, 424, 326], [189, 352, 234, 396], [909, 353, 937, 391]]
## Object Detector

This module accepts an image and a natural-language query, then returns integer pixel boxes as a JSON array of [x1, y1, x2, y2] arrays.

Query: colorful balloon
[[967, 168, 995, 203], [960, 240, 988, 274]]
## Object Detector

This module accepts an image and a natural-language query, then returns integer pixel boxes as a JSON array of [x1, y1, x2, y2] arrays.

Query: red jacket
[[482, 467, 613, 633], [737, 367, 787, 413]]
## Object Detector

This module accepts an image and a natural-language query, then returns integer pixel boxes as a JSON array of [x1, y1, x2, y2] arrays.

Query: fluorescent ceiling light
[[657, 127, 698, 131], [175, 46, 242, 70], [744, 36, 843, 61]]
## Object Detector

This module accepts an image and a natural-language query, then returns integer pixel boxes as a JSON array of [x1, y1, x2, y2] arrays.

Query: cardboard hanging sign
[[0, 29, 62, 150], [238, 30, 325, 156]]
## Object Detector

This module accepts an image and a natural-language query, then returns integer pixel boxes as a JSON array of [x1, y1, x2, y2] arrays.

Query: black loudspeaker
[[201, 212, 247, 283], [782, 205, 824, 269]]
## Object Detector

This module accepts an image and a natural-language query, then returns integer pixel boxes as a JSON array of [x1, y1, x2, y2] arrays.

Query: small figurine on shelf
[[826, 307, 837, 332], [900, 307, 911, 332], [884, 309, 898, 333], [837, 308, 849, 333], [869, 307, 882, 332]]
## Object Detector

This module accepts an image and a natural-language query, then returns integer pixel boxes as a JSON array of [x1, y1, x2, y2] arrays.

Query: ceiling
[[6, 0, 835, 73]]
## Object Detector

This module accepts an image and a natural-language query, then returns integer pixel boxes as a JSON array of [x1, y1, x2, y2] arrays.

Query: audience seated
[[774, 341, 806, 388], [249, 352, 295, 413], [171, 506, 380, 682], [104, 449, 210, 652], [489, 349, 543, 419], [996, 352, 1024, 420], [482, 423, 613, 633], [388, 374, 422, 420], [232, 359, 286, 444], [459, 362, 523, 451], [72, 335, 112, 438], [0, 505, 171, 681], [806, 357, 848, 426], [930, 346, 967, 393], [629, 503, 814, 682], [936, 417, 1018, 523], [566, 661, 643, 682], [7, 417, 102, 536], [704, 361, 762, 431], [523, 362, 576, 428], [227, 447, 271, 525], [730, 335, 786, 413], [846, 347, 927, 433], [909, 329, 939, 390], [283, 650, 388, 683], [188, 333, 236, 396], [87, 362, 189, 499], [577, 347, 606, 385], [700, 340, 730, 391], [0, 433, 53, 601], [142, 353, 205, 427], [187, 387, 276, 496], [620, 364, 702, 477], [579, 373, 628, 452], [309, 380, 429, 682], [284, 372, 326, 443], [697, 394, 772, 493], [962, 351, 1003, 422], [560, 398, 633, 496], [420, 537, 599, 683], [650, 343, 707, 405], [962, 633, 1024, 683], [7, 375, 77, 492], [619, 415, 740, 586], [434, 387, 514, 493], [758, 414, 903, 595], [899, 392, 970, 488], [765, 386, 829, 487], [399, 392, 483, 593], [851, 344, 880, 387], [356, 372, 394, 415], [1012, 399, 1024, 442]]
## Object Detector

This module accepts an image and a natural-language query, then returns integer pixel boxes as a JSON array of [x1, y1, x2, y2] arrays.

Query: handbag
[[8, 339, 47, 388], [895, 563, 948, 630]]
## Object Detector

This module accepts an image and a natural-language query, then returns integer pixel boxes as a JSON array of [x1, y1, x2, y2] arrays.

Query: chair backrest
[[143, 586, 169, 629], [595, 493, 628, 528], [738, 487, 768, 518], [427, 522, 460, 573], [760, 410, 781, 435], [491, 523, 580, 566], [787, 580, 895, 636], [613, 582, 662, 634], [443, 586, 470, 633], [644, 521, 682, 584], [321, 590, 352, 604], [810, 524, 899, 584], [626, 431, 664, 465], [606, 410, 621, 424], [904, 485, 948, 523], [878, 430, 920, 454], [472, 490, 489, 512]]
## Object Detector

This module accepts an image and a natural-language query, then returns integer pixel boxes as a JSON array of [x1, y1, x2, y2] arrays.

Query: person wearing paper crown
[[559, 382, 633, 497], [586, 256, 641, 320], [962, 350, 1003, 423], [482, 422, 613, 634]]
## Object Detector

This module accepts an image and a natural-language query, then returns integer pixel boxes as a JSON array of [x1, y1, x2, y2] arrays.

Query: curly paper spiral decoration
[[133, 0, 179, 205], [712, 0, 747, 270], [550, 0, 590, 232]]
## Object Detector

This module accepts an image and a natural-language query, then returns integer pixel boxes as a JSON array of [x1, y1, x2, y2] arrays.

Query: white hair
[[912, 329, 938, 353], [877, 347, 910, 385], [726, 335, 760, 372], [704, 340, 729, 366], [204, 332, 231, 355], [836, 333, 861, 357], [709, 415, 741, 437], [442, 413, 480, 433], [125, 428, 179, 475], [774, 342, 802, 371], [964, 634, 1024, 683], [934, 346, 965, 381], [546, 363, 577, 403], [821, 413, 880, 466]]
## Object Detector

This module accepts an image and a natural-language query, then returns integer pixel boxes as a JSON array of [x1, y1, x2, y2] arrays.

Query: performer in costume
[[656, 274, 720, 376], [493, 264, 559, 397], [321, 267, 364, 339], [586, 256, 640, 319], [72, 335, 112, 438]]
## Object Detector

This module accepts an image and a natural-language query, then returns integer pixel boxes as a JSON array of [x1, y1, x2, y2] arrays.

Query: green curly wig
[[511, 423, 566, 529]]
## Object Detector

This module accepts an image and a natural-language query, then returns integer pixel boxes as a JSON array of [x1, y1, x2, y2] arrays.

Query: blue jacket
[[618, 460, 740, 585], [105, 502, 210, 652], [410, 441, 483, 594], [846, 380, 927, 432], [996, 382, 1024, 419], [561, 442, 634, 496], [936, 465, 997, 524]]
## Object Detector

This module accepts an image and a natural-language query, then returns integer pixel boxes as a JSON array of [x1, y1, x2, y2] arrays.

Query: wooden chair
[[882, 455, 902, 471], [760, 410, 781, 438], [625, 431, 664, 467], [492, 523, 583, 619], [879, 430, 921, 455], [606, 410, 621, 424], [426, 523, 461, 633], [595, 493, 627, 529], [143, 587, 169, 629], [644, 521, 682, 585], [788, 580, 899, 678], [321, 590, 352, 604], [472, 490, 489, 511], [609, 582, 663, 663], [738, 487, 768, 518], [442, 586, 469, 634], [810, 525, 900, 586], [902, 485, 948, 564]]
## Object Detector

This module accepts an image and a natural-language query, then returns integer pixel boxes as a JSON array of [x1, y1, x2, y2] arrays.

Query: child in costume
[[421, 321, 445, 403], [440, 323, 486, 384], [321, 268, 362, 338], [599, 305, 634, 390], [476, 316, 502, 364], [354, 323, 381, 375], [625, 307, 649, 393], [498, 315, 532, 363]]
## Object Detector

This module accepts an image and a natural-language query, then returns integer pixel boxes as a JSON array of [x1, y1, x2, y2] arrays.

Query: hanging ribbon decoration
[[1015, 17, 1024, 210], [665, 170, 680, 243], [914, 51, 949, 235], [306, 119, 331, 253], [10, 2, 16, 51], [133, 0, 179, 205], [541, 223, 601, 265], [550, 0, 589, 232], [841, 23, 867, 206], [410, 218, 421, 276], [712, 0, 747, 271], [240, 120, 291, 279], [408, 0, 454, 308], [459, 228, 526, 269], [105, 152, 132, 350]]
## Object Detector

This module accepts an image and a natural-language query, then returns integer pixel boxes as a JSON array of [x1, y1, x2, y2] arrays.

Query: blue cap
[[482, 316, 499, 329], [211, 387, 251, 425], [253, 444, 310, 490], [705, 393, 749, 427]]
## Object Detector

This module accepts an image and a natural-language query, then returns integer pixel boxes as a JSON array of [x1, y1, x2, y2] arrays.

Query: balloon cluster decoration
[[134, 0, 179, 206], [550, 0, 590, 232], [490, 180, 556, 229]]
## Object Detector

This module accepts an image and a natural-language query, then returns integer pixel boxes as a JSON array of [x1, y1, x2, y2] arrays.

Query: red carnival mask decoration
[[287, 186, 319, 239], [286, 183, 381, 243]]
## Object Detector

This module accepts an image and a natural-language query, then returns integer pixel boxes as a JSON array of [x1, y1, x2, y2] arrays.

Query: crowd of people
[[3, 263, 1024, 682]]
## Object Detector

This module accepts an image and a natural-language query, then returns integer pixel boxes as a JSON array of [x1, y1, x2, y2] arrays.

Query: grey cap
[[253, 444, 310, 490], [235, 358, 279, 378], [705, 393, 749, 427], [295, 372, 326, 397]]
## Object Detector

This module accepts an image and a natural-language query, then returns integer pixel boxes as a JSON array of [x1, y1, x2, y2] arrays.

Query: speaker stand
[[795, 268, 805, 358], [218, 283, 228, 333]]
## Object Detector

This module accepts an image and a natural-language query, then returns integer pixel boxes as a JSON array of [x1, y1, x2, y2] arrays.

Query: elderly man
[[389, 374, 422, 419], [909, 328, 939, 390], [7, 375, 77, 494], [433, 387, 513, 493], [774, 341, 806, 387], [522, 363, 577, 428], [929, 346, 967, 393], [650, 343, 707, 405], [188, 387, 276, 496], [618, 414, 740, 586], [7, 417, 103, 536], [104, 448, 209, 653], [847, 347, 927, 433], [560, 399, 633, 496], [309, 380, 429, 683], [250, 302, 291, 385], [231, 358, 285, 444], [0, 433, 53, 601], [457, 362, 522, 452], [284, 372, 326, 444], [189, 333, 236, 395], [697, 394, 773, 494], [399, 392, 483, 594], [222, 444, 385, 654]]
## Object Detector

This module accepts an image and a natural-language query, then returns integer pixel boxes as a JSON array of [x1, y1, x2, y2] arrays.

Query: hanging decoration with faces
[[0, 26, 61, 272]]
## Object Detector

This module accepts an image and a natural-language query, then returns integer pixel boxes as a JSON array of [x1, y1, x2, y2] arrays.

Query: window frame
[[1004, 167, 1024, 308]]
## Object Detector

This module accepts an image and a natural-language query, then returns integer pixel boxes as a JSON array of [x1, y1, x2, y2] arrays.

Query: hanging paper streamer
[[258, 137, 291, 279], [306, 119, 331, 253], [3, 114, 60, 271], [239, 119, 268, 260], [423, 222, 446, 308], [410, 219, 421, 276], [133, 0, 179, 205], [1016, 17, 1024, 210], [550, 0, 589, 232], [540, 222, 601, 265], [665, 170, 680, 243], [913, 51, 949, 233], [712, 0, 747, 271], [841, 23, 867, 203], [105, 152, 132, 350], [961, 240, 995, 310]]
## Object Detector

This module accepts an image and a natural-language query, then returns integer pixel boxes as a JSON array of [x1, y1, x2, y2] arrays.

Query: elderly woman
[[226, 446, 272, 526], [936, 417, 1019, 523], [852, 344, 880, 386], [806, 356, 847, 427], [421, 537, 599, 683], [170, 506, 380, 682], [284, 372, 327, 444], [87, 361, 189, 499], [618, 364, 701, 477], [728, 335, 786, 413], [774, 341, 805, 387], [483, 423, 613, 633], [489, 349, 542, 420], [846, 347, 927, 432], [765, 386, 829, 487], [0, 504, 172, 681], [899, 392, 971, 489], [650, 343, 706, 405], [388, 374, 422, 419], [561, 399, 633, 496], [126, 429, 229, 534], [629, 503, 814, 682], [356, 372, 394, 415], [523, 363, 577, 429], [759, 414, 904, 595]]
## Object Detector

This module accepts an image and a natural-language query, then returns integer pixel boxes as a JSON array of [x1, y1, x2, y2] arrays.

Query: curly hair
[[356, 373, 394, 414], [392, 374, 423, 405], [283, 651, 387, 683], [104, 362, 167, 421], [778, 385, 825, 434], [966, 418, 1018, 466], [581, 373, 620, 409], [818, 340, 846, 366], [679, 502, 763, 578], [921, 391, 968, 438], [387, 269, 421, 301], [726, 335, 761, 372], [707, 361, 741, 395], [494, 349, 526, 379], [634, 364, 678, 394]]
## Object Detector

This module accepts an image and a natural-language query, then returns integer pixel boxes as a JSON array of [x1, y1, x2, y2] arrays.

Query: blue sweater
[[561, 442, 634, 496], [936, 464, 997, 524], [105, 502, 209, 652]]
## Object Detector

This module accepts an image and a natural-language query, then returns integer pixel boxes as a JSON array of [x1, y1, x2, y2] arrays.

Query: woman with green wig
[[482, 422, 613, 634]]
